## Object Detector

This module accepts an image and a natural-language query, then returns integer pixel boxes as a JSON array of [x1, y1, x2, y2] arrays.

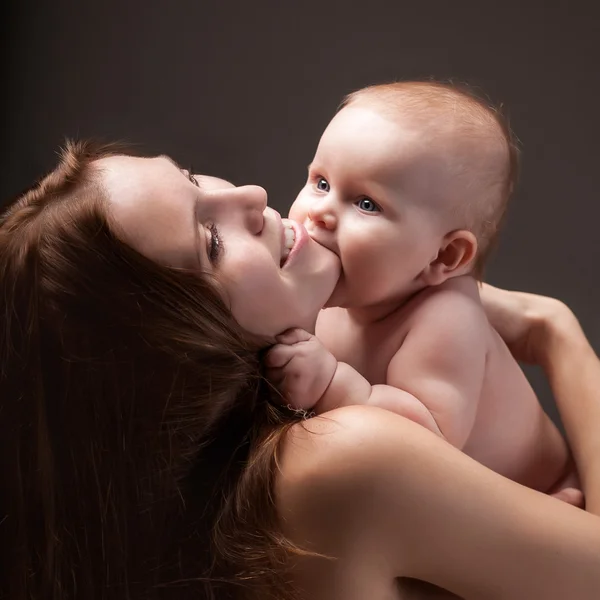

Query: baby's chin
[[305, 237, 341, 280], [308, 235, 339, 259], [323, 277, 347, 309], [324, 276, 420, 313]]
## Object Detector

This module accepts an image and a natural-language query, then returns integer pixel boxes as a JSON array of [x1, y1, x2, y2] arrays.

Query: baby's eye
[[356, 198, 380, 213], [316, 177, 330, 192]]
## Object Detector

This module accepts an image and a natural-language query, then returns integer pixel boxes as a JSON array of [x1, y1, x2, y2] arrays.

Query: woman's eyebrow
[[158, 154, 184, 171], [158, 154, 200, 182], [159, 154, 208, 191]]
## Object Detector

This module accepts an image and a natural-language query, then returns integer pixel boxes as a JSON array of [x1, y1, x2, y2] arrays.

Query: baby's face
[[290, 105, 451, 311]]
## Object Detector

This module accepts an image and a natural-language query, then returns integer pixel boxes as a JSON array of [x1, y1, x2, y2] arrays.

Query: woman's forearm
[[543, 311, 600, 513]]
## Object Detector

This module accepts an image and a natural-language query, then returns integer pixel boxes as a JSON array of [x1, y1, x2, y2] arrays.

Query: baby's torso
[[317, 279, 566, 492]]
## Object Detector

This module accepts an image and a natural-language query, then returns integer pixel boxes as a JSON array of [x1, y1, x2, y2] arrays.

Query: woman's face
[[98, 154, 340, 338]]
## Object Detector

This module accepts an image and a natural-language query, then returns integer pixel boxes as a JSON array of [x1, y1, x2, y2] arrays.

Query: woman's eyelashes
[[180, 166, 200, 187], [188, 171, 200, 187], [314, 176, 381, 213], [207, 223, 222, 263]]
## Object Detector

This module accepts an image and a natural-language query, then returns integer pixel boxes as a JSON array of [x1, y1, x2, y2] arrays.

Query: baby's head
[[290, 81, 519, 311]]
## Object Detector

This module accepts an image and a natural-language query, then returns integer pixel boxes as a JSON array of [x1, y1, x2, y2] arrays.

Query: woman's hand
[[479, 283, 578, 366]]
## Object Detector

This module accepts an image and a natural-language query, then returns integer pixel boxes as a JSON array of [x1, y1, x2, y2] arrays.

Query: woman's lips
[[281, 218, 308, 268]]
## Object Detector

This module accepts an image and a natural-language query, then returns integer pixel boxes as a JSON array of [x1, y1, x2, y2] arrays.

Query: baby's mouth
[[280, 221, 296, 266], [305, 225, 340, 259]]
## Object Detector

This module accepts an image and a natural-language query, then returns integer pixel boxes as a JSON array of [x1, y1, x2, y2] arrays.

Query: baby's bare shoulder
[[408, 277, 487, 330]]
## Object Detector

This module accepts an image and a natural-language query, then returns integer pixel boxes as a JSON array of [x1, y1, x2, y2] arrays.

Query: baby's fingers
[[264, 365, 286, 388], [264, 343, 295, 368], [275, 328, 313, 346]]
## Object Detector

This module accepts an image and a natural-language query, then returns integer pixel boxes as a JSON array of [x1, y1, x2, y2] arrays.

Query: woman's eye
[[316, 177, 330, 192], [182, 166, 200, 187], [356, 198, 380, 213], [207, 223, 222, 263]]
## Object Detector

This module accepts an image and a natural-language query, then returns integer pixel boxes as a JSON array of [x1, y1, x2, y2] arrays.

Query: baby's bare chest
[[317, 309, 414, 384]]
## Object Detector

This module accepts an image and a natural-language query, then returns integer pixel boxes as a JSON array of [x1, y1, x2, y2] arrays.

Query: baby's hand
[[264, 328, 338, 412]]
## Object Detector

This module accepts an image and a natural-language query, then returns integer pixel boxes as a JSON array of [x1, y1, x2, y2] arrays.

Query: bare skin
[[99, 153, 597, 596], [317, 277, 577, 495], [275, 290, 600, 599], [277, 97, 579, 502]]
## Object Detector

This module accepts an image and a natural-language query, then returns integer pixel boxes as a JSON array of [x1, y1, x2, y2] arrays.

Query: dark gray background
[[4, 0, 599, 425]]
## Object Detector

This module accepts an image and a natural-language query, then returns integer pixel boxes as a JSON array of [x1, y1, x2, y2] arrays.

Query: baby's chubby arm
[[385, 287, 488, 449], [264, 328, 442, 435]]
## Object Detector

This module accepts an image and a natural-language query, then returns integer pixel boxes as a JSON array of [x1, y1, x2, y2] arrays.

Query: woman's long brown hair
[[0, 141, 301, 599]]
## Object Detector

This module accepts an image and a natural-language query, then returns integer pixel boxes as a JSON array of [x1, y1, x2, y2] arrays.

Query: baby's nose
[[308, 201, 337, 230]]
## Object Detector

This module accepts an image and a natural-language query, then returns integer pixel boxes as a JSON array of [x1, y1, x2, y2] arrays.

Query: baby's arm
[[324, 363, 443, 434], [265, 328, 442, 435], [384, 288, 488, 449]]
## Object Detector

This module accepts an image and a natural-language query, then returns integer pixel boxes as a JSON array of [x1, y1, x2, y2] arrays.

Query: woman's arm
[[480, 284, 600, 513], [545, 315, 600, 512]]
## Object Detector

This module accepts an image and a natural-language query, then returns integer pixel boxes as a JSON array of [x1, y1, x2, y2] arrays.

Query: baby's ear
[[421, 230, 478, 286]]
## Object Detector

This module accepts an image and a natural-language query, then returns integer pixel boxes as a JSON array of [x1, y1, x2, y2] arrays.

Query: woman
[[1, 141, 599, 600]]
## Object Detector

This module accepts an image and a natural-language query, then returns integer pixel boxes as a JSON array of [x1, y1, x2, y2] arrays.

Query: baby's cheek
[[288, 193, 309, 222], [342, 231, 376, 266]]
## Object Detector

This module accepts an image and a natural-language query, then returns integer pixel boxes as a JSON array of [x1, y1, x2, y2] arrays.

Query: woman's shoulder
[[285, 402, 444, 456], [275, 405, 441, 546], [275, 406, 462, 596], [278, 404, 433, 489]]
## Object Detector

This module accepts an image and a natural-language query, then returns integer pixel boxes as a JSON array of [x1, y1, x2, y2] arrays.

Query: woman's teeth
[[281, 224, 296, 265]]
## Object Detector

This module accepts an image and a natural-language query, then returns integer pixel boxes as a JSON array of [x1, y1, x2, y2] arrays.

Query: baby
[[267, 81, 580, 502]]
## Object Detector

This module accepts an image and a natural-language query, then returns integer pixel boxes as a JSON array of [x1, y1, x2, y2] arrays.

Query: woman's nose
[[308, 197, 337, 231], [230, 185, 268, 234], [235, 185, 268, 211]]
